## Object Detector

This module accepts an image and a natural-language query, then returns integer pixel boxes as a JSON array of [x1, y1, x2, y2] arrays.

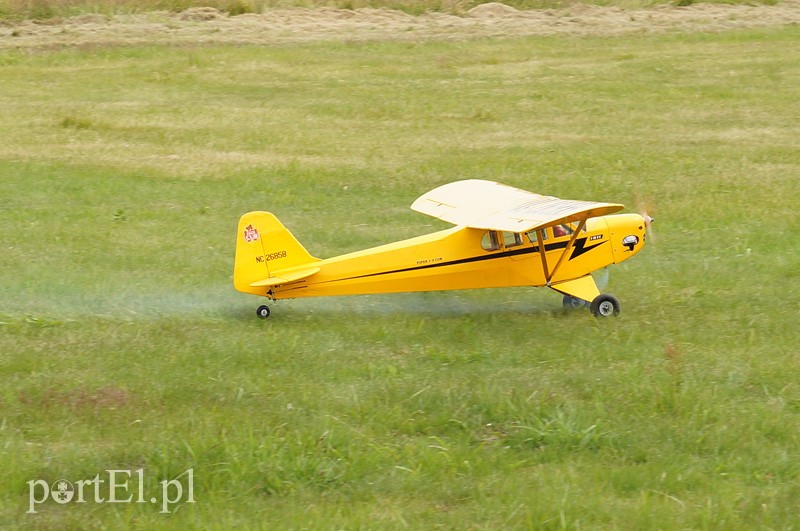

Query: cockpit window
[[553, 222, 587, 238], [502, 231, 523, 248], [481, 231, 500, 251], [527, 229, 547, 244]]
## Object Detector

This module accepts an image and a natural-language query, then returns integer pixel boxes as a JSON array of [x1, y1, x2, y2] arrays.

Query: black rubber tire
[[256, 305, 271, 319], [562, 294, 588, 310], [590, 294, 620, 317]]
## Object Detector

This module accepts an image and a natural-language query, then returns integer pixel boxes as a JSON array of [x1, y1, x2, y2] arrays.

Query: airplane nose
[[607, 213, 648, 264]]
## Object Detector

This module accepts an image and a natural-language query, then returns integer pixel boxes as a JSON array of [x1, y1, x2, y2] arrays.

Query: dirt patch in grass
[[1, 1, 799, 49], [18, 386, 131, 410]]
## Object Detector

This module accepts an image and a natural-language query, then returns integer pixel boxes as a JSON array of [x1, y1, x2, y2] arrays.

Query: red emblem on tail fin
[[243, 224, 260, 243]]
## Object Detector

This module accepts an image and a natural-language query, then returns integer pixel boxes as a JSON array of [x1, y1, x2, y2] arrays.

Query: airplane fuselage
[[265, 213, 647, 300]]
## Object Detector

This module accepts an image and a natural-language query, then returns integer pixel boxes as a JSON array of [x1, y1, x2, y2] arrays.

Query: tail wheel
[[256, 305, 271, 319], [590, 294, 620, 317]]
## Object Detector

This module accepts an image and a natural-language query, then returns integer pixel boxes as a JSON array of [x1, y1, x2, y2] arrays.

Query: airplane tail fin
[[234, 211, 320, 295]]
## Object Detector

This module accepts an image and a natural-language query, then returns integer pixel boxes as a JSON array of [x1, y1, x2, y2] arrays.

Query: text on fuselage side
[[255, 250, 287, 263]]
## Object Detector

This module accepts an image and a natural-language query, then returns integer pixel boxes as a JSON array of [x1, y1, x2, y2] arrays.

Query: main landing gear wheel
[[256, 305, 271, 319], [562, 295, 588, 310], [590, 294, 620, 318]]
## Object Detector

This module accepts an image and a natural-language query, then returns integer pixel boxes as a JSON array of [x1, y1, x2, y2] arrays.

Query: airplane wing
[[410, 179, 624, 232]]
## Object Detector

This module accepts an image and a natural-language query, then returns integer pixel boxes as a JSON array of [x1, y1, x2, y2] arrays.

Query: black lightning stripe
[[569, 237, 607, 260], [279, 237, 607, 289]]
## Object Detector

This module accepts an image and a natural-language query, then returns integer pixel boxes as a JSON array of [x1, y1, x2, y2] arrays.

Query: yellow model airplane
[[234, 179, 652, 318]]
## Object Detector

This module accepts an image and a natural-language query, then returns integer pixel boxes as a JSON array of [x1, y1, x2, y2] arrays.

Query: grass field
[[0, 0, 778, 20], [1, 9, 799, 528]]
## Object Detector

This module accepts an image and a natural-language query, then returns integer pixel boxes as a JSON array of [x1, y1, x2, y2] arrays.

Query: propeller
[[642, 211, 655, 243], [634, 188, 656, 244]]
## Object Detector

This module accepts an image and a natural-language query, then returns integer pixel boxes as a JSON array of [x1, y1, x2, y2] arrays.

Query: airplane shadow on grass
[[231, 289, 593, 322]]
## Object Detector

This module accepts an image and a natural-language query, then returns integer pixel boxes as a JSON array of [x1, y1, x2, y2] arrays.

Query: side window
[[554, 222, 587, 237], [553, 224, 570, 238], [502, 231, 523, 248], [569, 222, 587, 234], [526, 229, 548, 244], [481, 231, 500, 251]]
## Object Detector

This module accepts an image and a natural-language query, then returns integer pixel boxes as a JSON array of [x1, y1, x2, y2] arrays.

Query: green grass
[[1, 26, 800, 528]]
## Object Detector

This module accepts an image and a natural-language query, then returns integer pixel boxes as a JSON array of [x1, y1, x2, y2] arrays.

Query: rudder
[[234, 211, 319, 295]]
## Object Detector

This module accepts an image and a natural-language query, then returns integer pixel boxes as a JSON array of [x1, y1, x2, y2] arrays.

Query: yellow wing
[[411, 179, 623, 232]]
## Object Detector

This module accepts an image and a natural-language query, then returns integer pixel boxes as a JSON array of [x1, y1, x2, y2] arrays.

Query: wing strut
[[535, 230, 550, 281], [545, 219, 587, 284]]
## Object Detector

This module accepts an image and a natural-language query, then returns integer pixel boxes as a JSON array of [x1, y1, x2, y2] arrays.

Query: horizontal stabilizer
[[250, 267, 321, 287]]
